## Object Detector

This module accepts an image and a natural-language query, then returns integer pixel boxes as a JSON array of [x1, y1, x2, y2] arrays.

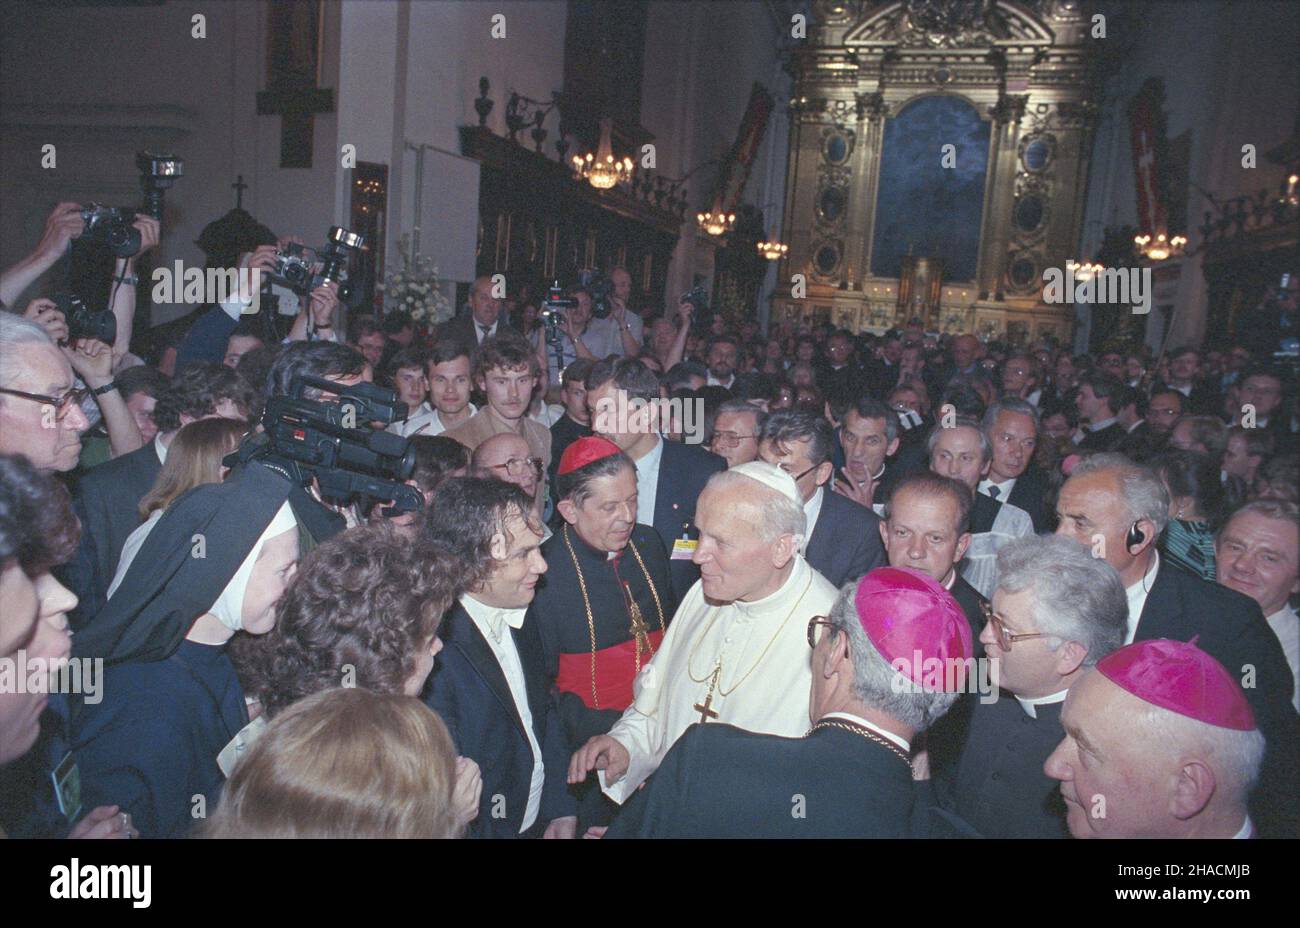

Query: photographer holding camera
[[534, 284, 623, 390]]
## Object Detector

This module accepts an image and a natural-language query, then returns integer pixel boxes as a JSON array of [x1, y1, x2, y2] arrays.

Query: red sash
[[554, 630, 666, 711]]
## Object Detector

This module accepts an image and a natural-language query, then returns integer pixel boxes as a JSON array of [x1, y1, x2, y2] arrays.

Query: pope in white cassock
[[568, 461, 841, 803]]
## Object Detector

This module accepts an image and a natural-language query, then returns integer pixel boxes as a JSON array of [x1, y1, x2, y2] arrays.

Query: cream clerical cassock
[[568, 461, 840, 803]]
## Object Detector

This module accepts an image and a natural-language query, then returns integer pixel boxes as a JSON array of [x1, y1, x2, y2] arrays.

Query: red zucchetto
[[557, 436, 623, 475], [1096, 637, 1256, 731], [853, 566, 972, 692]]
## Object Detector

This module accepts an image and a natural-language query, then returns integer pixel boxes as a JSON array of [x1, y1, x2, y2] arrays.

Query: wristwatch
[[90, 380, 118, 397]]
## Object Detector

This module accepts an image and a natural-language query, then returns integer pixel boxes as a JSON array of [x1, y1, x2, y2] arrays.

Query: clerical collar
[[939, 567, 957, 590], [461, 594, 526, 644], [1233, 816, 1254, 839], [870, 462, 886, 481], [822, 711, 911, 753], [1015, 689, 1069, 719]]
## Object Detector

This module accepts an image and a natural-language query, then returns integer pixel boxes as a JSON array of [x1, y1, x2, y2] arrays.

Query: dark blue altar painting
[[870, 95, 990, 282]]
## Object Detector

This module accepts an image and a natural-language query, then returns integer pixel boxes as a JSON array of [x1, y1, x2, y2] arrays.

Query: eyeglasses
[[490, 456, 543, 478], [980, 600, 1051, 651], [711, 430, 758, 447], [807, 615, 835, 649], [773, 461, 820, 482], [0, 386, 89, 421]]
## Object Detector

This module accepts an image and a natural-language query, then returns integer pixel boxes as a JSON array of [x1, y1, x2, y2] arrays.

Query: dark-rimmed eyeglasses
[[489, 456, 543, 478], [711, 430, 759, 448], [773, 461, 820, 482], [807, 615, 835, 649], [980, 600, 1051, 651], [0, 386, 88, 421]]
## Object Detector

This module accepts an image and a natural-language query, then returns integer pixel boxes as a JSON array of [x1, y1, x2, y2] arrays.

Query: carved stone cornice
[[855, 91, 888, 120]]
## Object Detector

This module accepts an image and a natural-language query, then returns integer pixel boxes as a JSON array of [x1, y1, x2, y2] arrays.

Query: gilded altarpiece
[[773, 0, 1098, 345]]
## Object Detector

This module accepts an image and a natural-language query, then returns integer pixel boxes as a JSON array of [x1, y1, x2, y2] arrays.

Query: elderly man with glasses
[[473, 432, 545, 522], [925, 534, 1128, 838], [709, 399, 765, 469], [0, 313, 141, 473]]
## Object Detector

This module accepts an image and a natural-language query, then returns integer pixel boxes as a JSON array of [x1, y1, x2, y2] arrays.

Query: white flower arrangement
[[379, 234, 453, 325]]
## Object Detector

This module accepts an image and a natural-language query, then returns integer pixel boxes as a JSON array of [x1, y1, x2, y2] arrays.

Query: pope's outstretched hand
[[568, 734, 629, 785]]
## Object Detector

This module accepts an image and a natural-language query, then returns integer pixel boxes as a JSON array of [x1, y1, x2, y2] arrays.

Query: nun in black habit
[[69, 461, 301, 838]]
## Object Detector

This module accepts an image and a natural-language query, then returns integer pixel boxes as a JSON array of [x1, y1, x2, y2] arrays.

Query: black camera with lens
[[269, 242, 315, 292], [230, 374, 422, 516], [53, 292, 117, 346], [578, 269, 614, 319], [79, 152, 183, 258], [539, 279, 577, 346], [680, 284, 714, 330]]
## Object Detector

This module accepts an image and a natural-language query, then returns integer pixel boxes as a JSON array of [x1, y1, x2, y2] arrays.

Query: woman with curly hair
[[233, 522, 481, 829]]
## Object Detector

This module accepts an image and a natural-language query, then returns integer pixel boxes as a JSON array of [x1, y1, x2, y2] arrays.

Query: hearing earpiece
[[1126, 521, 1146, 552]]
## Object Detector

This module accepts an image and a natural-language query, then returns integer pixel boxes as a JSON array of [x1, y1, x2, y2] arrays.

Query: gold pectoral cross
[[694, 663, 722, 724], [624, 581, 652, 672]]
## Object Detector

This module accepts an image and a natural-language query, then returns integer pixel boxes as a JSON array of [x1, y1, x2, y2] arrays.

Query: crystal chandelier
[[1068, 260, 1104, 282], [1134, 231, 1187, 261], [757, 233, 787, 261], [572, 118, 633, 190], [697, 194, 736, 237]]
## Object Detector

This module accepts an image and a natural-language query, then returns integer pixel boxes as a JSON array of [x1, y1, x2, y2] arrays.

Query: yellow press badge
[[671, 538, 697, 560]]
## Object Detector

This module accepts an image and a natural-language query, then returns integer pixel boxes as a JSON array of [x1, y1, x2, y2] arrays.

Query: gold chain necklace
[[562, 525, 666, 709], [686, 570, 813, 698], [808, 719, 912, 769]]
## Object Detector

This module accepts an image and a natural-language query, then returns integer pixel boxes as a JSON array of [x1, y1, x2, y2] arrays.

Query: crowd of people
[[0, 201, 1296, 840]]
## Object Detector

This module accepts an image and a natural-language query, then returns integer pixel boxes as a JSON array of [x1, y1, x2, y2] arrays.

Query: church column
[[975, 93, 1028, 304]]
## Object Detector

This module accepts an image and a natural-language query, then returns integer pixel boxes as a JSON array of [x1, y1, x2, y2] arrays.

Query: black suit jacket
[[804, 488, 886, 588], [968, 490, 1004, 535], [422, 602, 576, 838], [1077, 421, 1127, 452], [437, 312, 516, 350], [1136, 562, 1298, 837], [926, 576, 988, 777], [606, 721, 918, 838], [64, 441, 163, 627], [651, 439, 727, 600], [943, 696, 1070, 839], [1003, 464, 1054, 533]]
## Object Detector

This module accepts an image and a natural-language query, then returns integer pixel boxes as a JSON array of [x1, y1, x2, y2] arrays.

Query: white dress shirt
[[634, 436, 664, 527], [1264, 603, 1299, 712], [154, 432, 170, 465], [389, 402, 477, 438], [1123, 551, 1160, 644], [977, 476, 1017, 501], [473, 320, 499, 344], [460, 594, 545, 832], [801, 486, 825, 554], [706, 372, 736, 389]]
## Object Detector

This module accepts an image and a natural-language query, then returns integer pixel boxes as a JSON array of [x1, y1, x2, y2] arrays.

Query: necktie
[[987, 484, 1001, 499], [479, 324, 491, 341]]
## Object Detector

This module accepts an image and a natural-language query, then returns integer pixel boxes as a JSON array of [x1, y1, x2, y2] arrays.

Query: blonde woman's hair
[[137, 418, 247, 520], [202, 688, 461, 839]]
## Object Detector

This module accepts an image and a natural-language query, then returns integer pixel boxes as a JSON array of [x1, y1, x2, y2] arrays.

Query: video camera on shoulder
[[539, 279, 577, 345], [80, 152, 183, 258], [233, 374, 423, 517]]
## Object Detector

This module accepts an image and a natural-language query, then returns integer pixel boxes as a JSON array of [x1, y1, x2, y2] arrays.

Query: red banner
[[1128, 78, 1169, 235], [715, 82, 775, 214]]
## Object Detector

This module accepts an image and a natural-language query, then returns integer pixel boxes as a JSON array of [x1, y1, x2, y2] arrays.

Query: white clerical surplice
[[599, 555, 840, 803]]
